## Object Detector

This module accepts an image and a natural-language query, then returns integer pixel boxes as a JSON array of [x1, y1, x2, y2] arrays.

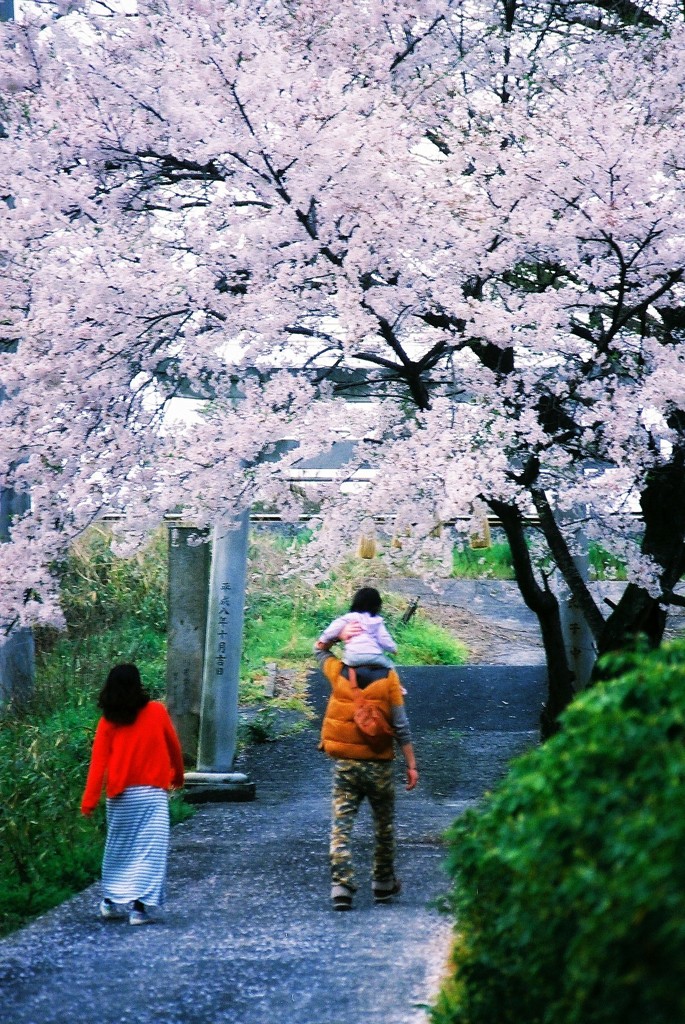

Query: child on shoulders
[[317, 587, 397, 672]]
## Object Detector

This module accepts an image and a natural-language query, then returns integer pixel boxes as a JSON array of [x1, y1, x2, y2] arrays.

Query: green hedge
[[433, 641, 685, 1024]]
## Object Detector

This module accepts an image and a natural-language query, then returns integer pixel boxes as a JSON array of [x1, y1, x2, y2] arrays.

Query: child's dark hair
[[350, 587, 382, 615], [98, 663, 149, 725]]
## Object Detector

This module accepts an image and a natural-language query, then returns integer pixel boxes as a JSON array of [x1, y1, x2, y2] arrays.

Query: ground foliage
[[432, 640, 685, 1024], [451, 537, 627, 581], [57, 526, 168, 637]]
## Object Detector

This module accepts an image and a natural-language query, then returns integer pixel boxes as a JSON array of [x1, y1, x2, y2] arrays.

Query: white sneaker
[[128, 901, 158, 925], [99, 899, 127, 920], [331, 883, 354, 911]]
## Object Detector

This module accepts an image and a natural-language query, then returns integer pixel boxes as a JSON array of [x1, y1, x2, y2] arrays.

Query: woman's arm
[[80, 719, 111, 815]]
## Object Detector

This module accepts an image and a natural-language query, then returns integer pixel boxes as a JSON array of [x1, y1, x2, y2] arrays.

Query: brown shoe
[[373, 878, 401, 903], [331, 884, 354, 911]]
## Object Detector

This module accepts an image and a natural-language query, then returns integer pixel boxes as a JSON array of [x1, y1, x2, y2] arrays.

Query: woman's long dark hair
[[350, 587, 382, 615], [98, 663, 149, 725]]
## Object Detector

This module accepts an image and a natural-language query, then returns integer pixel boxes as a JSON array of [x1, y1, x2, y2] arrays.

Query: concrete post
[[186, 511, 255, 800], [0, 0, 33, 713], [0, 488, 35, 711], [0, 630, 35, 709], [166, 525, 210, 764]]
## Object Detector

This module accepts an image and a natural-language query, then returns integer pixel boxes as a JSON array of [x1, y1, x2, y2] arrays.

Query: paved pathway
[[388, 578, 547, 665], [0, 665, 543, 1024], [389, 578, 685, 665]]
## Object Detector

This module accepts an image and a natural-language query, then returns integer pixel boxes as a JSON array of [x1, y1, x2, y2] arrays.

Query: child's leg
[[344, 652, 395, 669], [343, 652, 405, 689], [364, 654, 396, 671]]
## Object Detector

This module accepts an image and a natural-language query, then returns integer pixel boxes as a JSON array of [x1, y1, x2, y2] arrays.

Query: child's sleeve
[[318, 615, 347, 644], [378, 621, 397, 653]]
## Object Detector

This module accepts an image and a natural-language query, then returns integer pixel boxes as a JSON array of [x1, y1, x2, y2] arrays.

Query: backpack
[[347, 667, 394, 749]]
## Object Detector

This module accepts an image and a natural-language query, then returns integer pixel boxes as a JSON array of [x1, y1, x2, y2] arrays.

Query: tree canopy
[[2, 1, 685, 721]]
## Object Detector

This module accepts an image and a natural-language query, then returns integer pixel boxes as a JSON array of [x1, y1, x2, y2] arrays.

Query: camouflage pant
[[330, 759, 395, 891]]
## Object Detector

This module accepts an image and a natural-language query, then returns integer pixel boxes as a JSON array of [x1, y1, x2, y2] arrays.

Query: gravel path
[[3, 579, 684, 1022], [388, 578, 685, 665], [0, 666, 540, 1024]]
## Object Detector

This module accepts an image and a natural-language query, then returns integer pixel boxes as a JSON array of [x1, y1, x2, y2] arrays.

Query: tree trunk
[[596, 449, 685, 661], [488, 499, 575, 737]]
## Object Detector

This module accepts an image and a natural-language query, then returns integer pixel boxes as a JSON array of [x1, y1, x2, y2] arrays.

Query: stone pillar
[[0, 487, 35, 711], [0, 0, 32, 713], [166, 525, 210, 764], [186, 511, 255, 801], [0, 630, 35, 709]]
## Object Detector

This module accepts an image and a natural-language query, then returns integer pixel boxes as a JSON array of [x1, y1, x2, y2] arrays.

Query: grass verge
[[452, 537, 627, 582]]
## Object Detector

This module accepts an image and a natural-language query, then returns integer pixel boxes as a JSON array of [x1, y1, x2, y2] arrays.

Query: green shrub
[[55, 526, 168, 637], [452, 538, 627, 582], [394, 618, 467, 665], [588, 543, 627, 581], [432, 641, 685, 1024], [35, 619, 167, 714], [0, 700, 103, 935]]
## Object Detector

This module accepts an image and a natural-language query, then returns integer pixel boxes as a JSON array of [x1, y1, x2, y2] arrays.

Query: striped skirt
[[102, 786, 170, 908]]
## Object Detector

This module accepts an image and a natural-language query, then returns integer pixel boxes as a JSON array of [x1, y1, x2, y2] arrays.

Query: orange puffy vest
[[319, 655, 404, 760]]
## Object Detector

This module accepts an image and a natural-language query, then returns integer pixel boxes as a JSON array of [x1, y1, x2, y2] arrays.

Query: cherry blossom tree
[[2, 0, 685, 728]]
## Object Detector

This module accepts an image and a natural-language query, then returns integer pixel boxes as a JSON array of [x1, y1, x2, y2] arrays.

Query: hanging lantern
[[469, 518, 492, 550], [356, 533, 378, 559]]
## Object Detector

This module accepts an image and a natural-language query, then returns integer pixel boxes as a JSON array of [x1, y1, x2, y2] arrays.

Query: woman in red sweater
[[81, 663, 184, 925]]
